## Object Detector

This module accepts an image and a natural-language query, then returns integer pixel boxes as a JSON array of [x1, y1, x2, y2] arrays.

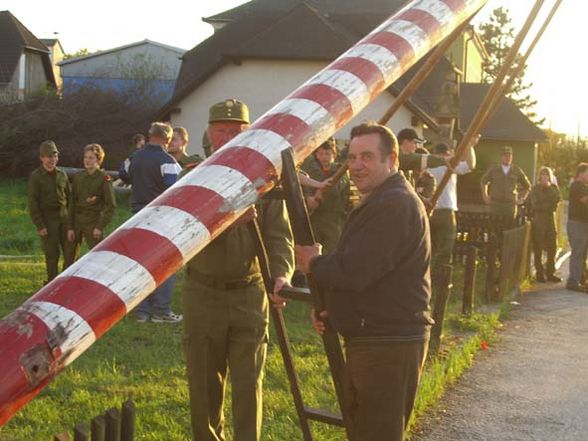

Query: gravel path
[[413, 284, 588, 441]]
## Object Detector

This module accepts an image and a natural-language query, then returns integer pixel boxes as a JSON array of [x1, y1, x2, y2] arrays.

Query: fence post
[[91, 415, 106, 441], [54, 434, 70, 441], [485, 238, 498, 301], [430, 264, 453, 355], [74, 424, 89, 441], [105, 408, 121, 441], [462, 246, 478, 315], [121, 400, 136, 441]]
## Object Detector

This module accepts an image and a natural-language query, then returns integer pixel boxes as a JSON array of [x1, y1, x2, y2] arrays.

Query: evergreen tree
[[478, 7, 544, 125]]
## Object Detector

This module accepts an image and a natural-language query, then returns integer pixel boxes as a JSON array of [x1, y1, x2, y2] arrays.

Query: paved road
[[413, 284, 588, 441]]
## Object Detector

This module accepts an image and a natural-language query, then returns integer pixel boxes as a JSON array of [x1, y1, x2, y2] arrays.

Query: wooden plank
[[120, 400, 136, 441], [105, 408, 121, 441], [91, 415, 106, 441], [304, 407, 344, 427], [73, 424, 89, 441]]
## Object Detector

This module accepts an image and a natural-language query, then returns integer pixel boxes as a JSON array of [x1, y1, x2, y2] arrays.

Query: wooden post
[[105, 408, 121, 441], [120, 400, 136, 441], [74, 424, 90, 441], [485, 239, 498, 302], [54, 434, 70, 441], [430, 264, 453, 355], [91, 415, 106, 441], [462, 246, 478, 315]]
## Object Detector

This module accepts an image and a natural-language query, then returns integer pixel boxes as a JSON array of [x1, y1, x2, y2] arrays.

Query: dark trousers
[[430, 209, 456, 288], [40, 215, 69, 282], [343, 338, 429, 441], [531, 217, 557, 277]]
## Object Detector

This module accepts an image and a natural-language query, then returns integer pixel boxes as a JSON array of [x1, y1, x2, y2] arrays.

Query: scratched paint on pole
[[0, 0, 488, 425]]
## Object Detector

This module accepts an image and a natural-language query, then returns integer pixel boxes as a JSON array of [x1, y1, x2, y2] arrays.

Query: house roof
[[58, 39, 186, 66], [0, 10, 53, 84], [40, 38, 65, 54], [460, 83, 547, 142]]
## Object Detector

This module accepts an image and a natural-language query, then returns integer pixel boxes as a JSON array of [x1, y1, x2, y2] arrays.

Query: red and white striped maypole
[[0, 0, 487, 425]]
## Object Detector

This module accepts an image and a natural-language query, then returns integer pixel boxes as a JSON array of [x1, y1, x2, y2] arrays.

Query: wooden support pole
[[105, 408, 121, 441], [120, 400, 136, 441], [74, 424, 90, 441], [430, 0, 547, 210], [462, 246, 478, 315], [430, 264, 453, 354]]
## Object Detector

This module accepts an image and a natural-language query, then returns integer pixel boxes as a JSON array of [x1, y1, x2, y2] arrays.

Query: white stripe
[[412, 0, 454, 27], [22, 301, 95, 366], [177, 164, 258, 213], [57, 250, 156, 311], [121, 206, 211, 260], [306, 69, 370, 116], [342, 44, 402, 84], [223, 129, 291, 171], [381, 19, 431, 55], [161, 162, 182, 176]]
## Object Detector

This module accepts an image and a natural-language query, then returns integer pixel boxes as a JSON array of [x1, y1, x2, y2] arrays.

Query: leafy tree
[[64, 48, 91, 60], [478, 7, 544, 125]]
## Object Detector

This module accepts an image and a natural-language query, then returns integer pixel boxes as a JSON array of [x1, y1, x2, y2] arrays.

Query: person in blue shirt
[[129, 122, 183, 323]]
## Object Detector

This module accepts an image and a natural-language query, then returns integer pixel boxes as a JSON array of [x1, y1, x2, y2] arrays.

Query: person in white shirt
[[428, 140, 476, 287]]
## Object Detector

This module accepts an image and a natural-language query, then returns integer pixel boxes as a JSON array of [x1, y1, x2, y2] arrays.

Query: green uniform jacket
[[178, 152, 203, 169], [69, 169, 116, 230], [529, 184, 560, 221], [301, 158, 350, 252], [186, 199, 294, 282], [481, 164, 531, 204], [28, 166, 71, 230], [400, 152, 446, 172]]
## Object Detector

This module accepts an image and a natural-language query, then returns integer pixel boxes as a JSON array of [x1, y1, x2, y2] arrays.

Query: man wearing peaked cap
[[28, 140, 73, 283], [182, 99, 294, 441]]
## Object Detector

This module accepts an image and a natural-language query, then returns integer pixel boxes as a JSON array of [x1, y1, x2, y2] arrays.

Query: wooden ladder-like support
[[248, 148, 353, 440]]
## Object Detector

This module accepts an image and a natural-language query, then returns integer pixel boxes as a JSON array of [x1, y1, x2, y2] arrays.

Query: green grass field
[[0, 180, 502, 440]]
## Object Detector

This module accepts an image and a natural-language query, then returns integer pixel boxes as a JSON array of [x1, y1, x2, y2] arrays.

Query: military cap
[[209, 99, 250, 124], [40, 140, 59, 156], [502, 145, 513, 154], [397, 128, 425, 144]]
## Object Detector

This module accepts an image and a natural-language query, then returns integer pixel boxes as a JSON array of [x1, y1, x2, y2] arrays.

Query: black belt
[[190, 271, 262, 290]]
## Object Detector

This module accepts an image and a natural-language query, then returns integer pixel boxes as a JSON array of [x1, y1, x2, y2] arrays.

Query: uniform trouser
[[182, 279, 268, 441], [531, 217, 557, 277], [343, 338, 429, 441], [136, 275, 176, 317], [566, 220, 588, 285], [430, 209, 456, 288], [490, 202, 516, 224], [64, 216, 103, 266], [40, 215, 69, 282]]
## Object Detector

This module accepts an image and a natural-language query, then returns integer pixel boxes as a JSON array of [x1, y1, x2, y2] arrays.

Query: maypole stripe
[[290, 84, 354, 127]]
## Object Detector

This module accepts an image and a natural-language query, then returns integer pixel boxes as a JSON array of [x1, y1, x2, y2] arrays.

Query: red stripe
[[153, 186, 228, 235], [363, 32, 415, 69], [254, 113, 310, 147], [33, 277, 126, 338], [207, 146, 278, 192], [289, 84, 353, 129], [94, 229, 183, 285], [439, 0, 465, 13], [330, 57, 386, 99], [397, 8, 442, 36]]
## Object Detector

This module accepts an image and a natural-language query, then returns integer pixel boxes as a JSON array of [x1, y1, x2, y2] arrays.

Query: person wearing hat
[[64, 143, 117, 265], [182, 99, 294, 441], [396, 127, 448, 173], [301, 137, 351, 254], [428, 138, 477, 288], [28, 140, 73, 283], [480, 145, 531, 222]]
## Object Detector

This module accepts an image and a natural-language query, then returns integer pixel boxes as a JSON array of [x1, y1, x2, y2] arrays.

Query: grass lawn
[[0, 180, 502, 440]]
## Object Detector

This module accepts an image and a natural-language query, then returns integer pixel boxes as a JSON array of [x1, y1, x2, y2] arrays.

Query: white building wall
[[61, 43, 184, 80], [171, 59, 421, 157]]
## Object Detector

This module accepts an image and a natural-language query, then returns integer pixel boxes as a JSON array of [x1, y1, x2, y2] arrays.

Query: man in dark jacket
[[294, 122, 433, 441]]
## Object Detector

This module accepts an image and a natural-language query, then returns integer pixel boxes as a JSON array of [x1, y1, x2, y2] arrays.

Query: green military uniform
[[66, 169, 116, 264], [529, 184, 560, 279], [183, 98, 293, 441], [481, 162, 531, 221], [301, 157, 350, 253], [28, 141, 72, 282], [177, 152, 204, 179], [182, 199, 294, 441], [399, 152, 446, 173]]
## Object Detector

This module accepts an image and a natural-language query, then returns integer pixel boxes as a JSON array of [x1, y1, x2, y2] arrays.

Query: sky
[[4, 0, 586, 138]]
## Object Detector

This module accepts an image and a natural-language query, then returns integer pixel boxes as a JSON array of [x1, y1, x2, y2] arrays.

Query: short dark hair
[[350, 122, 398, 160], [132, 133, 145, 145], [314, 137, 337, 157], [576, 163, 588, 178]]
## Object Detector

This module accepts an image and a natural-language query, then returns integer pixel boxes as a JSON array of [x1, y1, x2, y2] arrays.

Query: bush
[[0, 88, 157, 177]]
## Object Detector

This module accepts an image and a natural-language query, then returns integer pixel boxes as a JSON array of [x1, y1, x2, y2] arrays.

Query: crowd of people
[[26, 96, 584, 441]]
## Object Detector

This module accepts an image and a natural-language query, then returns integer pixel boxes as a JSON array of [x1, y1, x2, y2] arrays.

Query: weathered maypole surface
[[0, 0, 487, 425]]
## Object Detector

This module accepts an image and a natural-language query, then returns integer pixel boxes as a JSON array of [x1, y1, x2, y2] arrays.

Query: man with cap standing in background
[[396, 127, 448, 174], [182, 99, 294, 441], [481, 146, 531, 222], [28, 140, 72, 283]]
